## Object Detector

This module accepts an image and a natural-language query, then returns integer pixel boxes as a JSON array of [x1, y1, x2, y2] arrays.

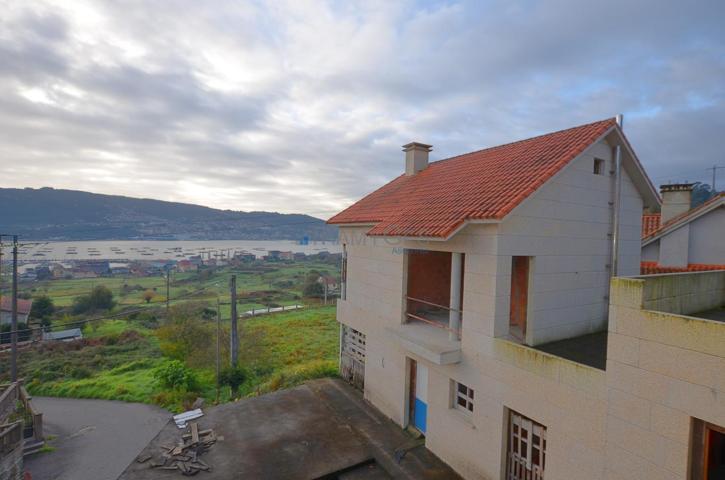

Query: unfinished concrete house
[[329, 117, 725, 479], [642, 186, 725, 273]]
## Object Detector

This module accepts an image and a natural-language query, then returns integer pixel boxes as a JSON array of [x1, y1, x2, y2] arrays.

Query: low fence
[[0, 384, 19, 424], [18, 386, 43, 444], [0, 422, 22, 456]]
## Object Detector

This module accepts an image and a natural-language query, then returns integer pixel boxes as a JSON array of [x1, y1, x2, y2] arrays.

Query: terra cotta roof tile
[[328, 118, 617, 238]]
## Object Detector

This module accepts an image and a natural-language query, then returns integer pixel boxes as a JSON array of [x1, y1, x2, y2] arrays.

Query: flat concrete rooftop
[[120, 378, 459, 480], [692, 306, 725, 323], [534, 331, 607, 370]]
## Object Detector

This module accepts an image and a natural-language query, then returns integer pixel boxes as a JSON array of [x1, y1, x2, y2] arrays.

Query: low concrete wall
[[638, 270, 724, 315], [607, 273, 725, 479]]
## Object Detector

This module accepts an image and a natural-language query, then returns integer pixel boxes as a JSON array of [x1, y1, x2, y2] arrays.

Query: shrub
[[0, 323, 31, 344], [142, 290, 155, 304], [154, 360, 197, 391], [31, 295, 55, 325], [219, 366, 247, 391]]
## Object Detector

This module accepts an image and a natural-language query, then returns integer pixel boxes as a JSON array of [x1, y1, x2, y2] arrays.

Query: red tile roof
[[640, 261, 725, 275], [642, 193, 725, 240], [328, 118, 618, 238], [641, 214, 661, 237], [0, 297, 32, 315]]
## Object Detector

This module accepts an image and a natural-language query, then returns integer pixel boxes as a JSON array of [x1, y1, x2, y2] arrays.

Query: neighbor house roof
[[329, 118, 653, 238], [43, 328, 83, 341], [0, 297, 32, 315], [642, 193, 725, 245], [640, 261, 725, 275], [642, 214, 661, 237]]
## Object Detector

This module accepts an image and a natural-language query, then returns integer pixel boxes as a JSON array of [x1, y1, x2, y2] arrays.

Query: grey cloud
[[0, 0, 724, 215]]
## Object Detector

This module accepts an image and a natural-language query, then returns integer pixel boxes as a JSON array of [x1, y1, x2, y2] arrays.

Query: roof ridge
[[428, 117, 617, 167]]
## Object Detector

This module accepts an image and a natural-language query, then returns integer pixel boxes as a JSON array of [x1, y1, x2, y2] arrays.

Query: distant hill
[[0, 187, 337, 241]]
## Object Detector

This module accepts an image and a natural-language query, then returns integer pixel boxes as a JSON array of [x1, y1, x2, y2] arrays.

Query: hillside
[[0, 187, 337, 241]]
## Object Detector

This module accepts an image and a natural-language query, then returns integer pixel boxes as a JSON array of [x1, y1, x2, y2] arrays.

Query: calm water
[[14, 240, 341, 262]]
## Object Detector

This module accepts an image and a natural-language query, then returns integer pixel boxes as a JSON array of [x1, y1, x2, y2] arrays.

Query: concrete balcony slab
[[387, 322, 462, 365]]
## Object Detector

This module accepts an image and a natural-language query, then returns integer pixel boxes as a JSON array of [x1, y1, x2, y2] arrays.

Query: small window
[[593, 158, 605, 175], [452, 381, 474, 413]]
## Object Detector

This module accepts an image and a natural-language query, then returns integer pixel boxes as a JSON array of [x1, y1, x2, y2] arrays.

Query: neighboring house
[[50, 263, 66, 279], [110, 262, 131, 275], [42, 328, 83, 342], [327, 118, 724, 479], [317, 275, 338, 291], [641, 185, 725, 272], [176, 260, 197, 272], [0, 297, 32, 326]]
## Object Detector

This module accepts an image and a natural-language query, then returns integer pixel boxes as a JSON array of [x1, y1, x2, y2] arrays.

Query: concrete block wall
[[338, 224, 611, 479], [640, 270, 725, 315], [606, 275, 725, 480], [659, 224, 690, 268], [688, 207, 725, 265], [496, 138, 643, 345]]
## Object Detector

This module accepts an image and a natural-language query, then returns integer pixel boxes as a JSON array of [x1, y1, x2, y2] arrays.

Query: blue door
[[411, 360, 428, 433]]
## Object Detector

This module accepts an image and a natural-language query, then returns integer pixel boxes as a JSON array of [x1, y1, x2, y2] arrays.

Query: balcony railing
[[405, 296, 462, 340]]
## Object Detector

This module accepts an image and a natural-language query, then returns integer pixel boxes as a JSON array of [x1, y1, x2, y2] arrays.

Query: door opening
[[510, 256, 530, 341], [408, 359, 428, 434]]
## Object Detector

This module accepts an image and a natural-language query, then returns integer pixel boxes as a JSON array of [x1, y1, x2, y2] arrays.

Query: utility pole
[[216, 298, 221, 404], [229, 275, 239, 387], [165, 267, 171, 314], [323, 280, 328, 305], [11, 235, 18, 382], [0, 238, 3, 340], [707, 165, 725, 192]]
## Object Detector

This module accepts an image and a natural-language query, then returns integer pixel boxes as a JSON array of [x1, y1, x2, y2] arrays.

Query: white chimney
[[660, 183, 694, 223], [403, 142, 432, 176]]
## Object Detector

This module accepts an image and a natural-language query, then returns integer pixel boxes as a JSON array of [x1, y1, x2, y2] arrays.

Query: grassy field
[[18, 305, 338, 411], [2, 259, 341, 411], [20, 260, 336, 311]]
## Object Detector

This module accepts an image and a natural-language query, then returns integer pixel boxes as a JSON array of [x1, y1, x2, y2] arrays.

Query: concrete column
[[449, 252, 462, 340]]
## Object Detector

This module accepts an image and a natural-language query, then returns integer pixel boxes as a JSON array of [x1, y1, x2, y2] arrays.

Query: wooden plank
[[190, 422, 199, 444]]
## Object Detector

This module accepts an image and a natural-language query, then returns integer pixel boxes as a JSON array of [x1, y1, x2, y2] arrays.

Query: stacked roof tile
[[328, 118, 617, 238], [642, 193, 724, 240]]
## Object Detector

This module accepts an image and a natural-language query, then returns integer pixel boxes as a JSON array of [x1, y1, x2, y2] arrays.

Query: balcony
[[388, 249, 463, 365]]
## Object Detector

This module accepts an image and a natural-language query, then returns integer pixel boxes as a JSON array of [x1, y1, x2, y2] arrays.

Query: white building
[[329, 118, 725, 479], [642, 185, 724, 271]]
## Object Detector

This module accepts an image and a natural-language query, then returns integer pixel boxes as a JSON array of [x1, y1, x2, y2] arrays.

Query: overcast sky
[[1, 1, 723, 218]]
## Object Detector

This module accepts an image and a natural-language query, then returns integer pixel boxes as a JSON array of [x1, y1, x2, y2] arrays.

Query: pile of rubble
[[137, 422, 218, 476]]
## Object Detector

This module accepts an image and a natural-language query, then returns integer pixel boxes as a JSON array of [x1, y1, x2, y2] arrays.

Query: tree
[[691, 182, 718, 208], [142, 289, 155, 304], [31, 295, 55, 326], [303, 281, 324, 298], [72, 285, 115, 314]]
